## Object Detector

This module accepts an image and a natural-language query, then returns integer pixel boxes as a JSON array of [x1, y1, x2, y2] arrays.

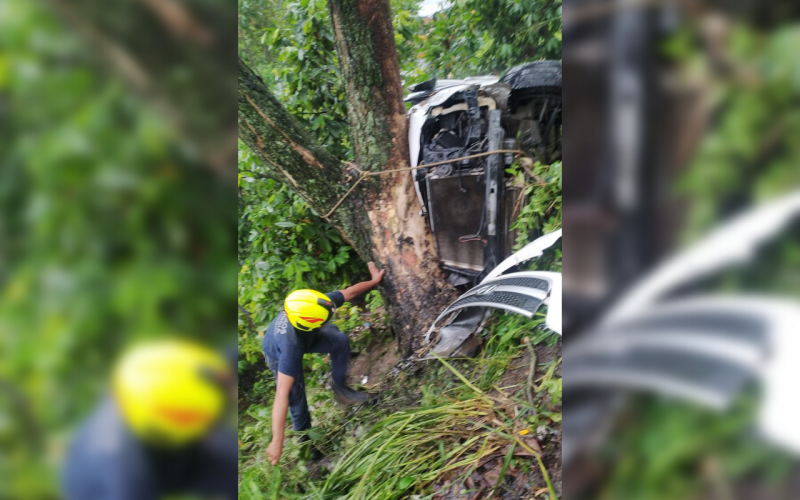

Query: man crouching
[[264, 261, 385, 464]]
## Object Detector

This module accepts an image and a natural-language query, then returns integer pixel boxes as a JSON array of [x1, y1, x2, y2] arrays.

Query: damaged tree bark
[[325, 0, 457, 350], [238, 0, 457, 353]]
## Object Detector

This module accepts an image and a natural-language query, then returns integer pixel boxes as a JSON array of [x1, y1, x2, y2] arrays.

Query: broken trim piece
[[423, 232, 563, 357], [602, 191, 800, 325], [564, 294, 800, 459], [482, 229, 562, 282], [542, 271, 562, 335], [425, 271, 562, 346]]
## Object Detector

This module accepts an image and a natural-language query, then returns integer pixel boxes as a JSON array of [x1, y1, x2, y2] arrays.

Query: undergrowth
[[238, 261, 563, 499], [238, 144, 562, 499], [316, 354, 558, 500], [238, 318, 562, 499]]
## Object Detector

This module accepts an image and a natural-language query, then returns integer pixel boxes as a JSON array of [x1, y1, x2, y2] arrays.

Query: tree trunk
[[239, 37, 455, 353], [326, 0, 457, 352]]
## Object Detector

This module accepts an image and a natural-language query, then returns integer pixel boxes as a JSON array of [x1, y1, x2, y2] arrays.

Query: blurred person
[[265, 261, 385, 465], [61, 340, 237, 500]]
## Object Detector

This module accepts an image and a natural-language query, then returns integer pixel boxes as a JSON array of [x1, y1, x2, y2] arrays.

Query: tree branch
[[238, 303, 258, 335], [44, 0, 237, 180], [238, 57, 372, 259], [239, 170, 281, 183]]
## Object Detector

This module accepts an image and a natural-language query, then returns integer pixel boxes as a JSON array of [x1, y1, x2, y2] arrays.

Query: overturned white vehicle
[[406, 61, 562, 287], [404, 61, 563, 356]]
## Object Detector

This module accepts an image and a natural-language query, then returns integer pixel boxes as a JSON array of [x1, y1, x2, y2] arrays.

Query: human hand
[[267, 439, 283, 465], [367, 261, 385, 284]]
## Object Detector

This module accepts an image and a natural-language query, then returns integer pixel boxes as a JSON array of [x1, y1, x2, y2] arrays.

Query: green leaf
[[269, 466, 281, 500], [397, 476, 415, 491]]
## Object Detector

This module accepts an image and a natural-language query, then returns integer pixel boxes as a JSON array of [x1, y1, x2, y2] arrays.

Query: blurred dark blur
[[0, 0, 236, 497], [563, 0, 800, 498]]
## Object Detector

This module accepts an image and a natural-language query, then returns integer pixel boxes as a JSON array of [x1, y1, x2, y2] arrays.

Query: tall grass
[[317, 354, 557, 499], [239, 319, 561, 500]]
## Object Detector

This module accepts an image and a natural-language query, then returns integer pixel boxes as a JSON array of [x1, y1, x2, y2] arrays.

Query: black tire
[[500, 61, 562, 165], [500, 60, 562, 91]]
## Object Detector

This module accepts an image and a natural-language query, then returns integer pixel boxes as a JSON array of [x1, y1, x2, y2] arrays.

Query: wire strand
[[322, 149, 529, 219]]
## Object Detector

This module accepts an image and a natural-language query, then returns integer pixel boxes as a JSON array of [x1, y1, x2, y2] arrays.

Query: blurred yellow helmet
[[112, 339, 230, 447], [284, 289, 335, 331]]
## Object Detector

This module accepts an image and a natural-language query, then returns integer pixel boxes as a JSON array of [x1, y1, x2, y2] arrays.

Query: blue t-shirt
[[61, 398, 237, 500], [262, 291, 345, 379]]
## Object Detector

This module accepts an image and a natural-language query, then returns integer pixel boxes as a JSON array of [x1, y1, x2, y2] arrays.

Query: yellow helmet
[[112, 339, 231, 447], [284, 289, 336, 331]]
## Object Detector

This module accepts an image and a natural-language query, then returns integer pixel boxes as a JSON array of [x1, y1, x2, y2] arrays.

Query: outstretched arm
[[266, 372, 293, 465], [341, 262, 385, 302]]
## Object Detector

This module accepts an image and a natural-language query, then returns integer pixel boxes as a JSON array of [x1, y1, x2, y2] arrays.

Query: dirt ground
[[346, 339, 400, 389]]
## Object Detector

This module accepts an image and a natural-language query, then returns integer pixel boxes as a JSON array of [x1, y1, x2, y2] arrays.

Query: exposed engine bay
[[405, 61, 562, 287]]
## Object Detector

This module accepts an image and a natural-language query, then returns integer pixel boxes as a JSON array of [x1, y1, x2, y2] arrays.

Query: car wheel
[[500, 60, 562, 91], [501, 61, 562, 164]]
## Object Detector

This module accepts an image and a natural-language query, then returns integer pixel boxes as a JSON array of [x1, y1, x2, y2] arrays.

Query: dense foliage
[[1, 1, 234, 497], [509, 160, 563, 251], [254, 0, 353, 159], [238, 0, 281, 76], [237, 0, 563, 496], [237, 146, 363, 369], [414, 0, 562, 80], [673, 25, 800, 240]]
